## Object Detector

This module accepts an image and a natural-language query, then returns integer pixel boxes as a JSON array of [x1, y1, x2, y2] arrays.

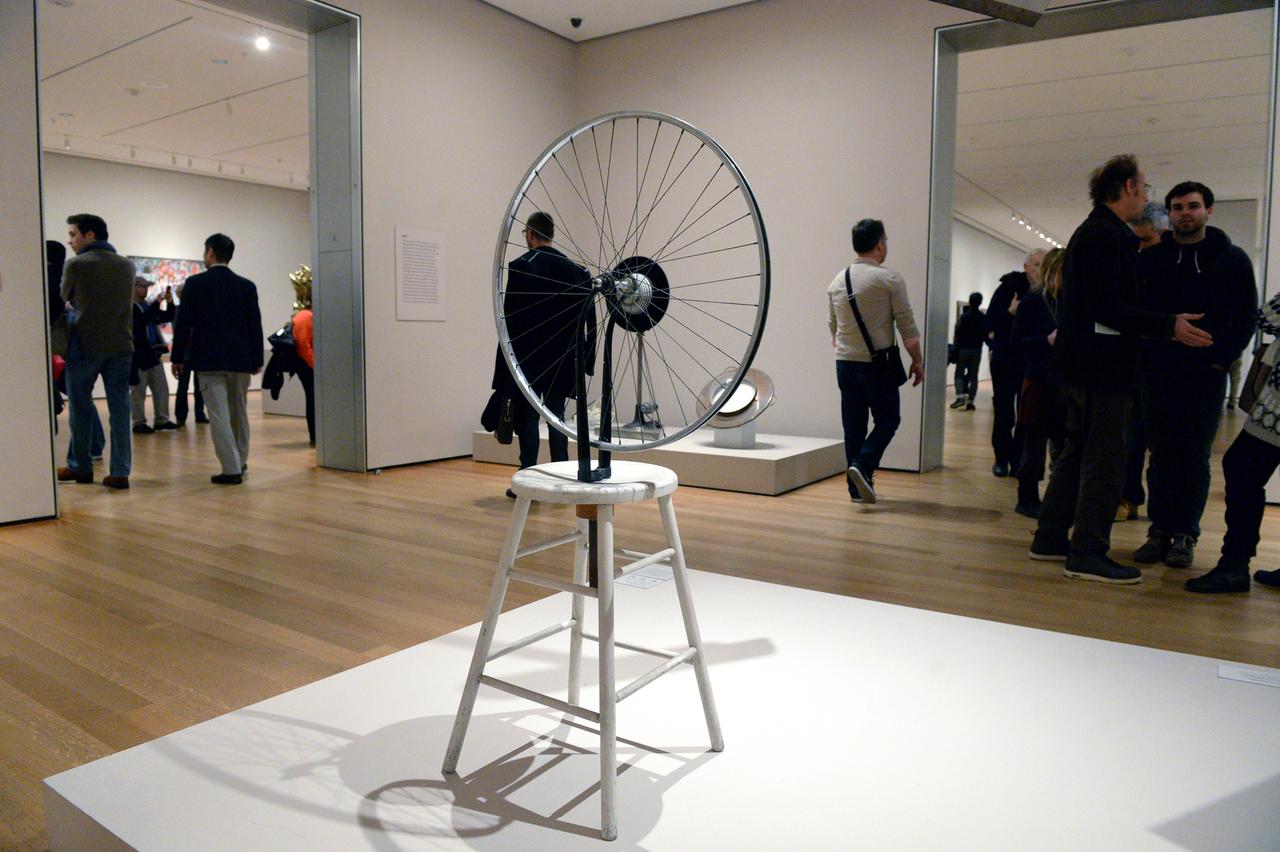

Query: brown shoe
[[1114, 499, 1138, 522], [56, 466, 93, 484], [102, 475, 130, 490]]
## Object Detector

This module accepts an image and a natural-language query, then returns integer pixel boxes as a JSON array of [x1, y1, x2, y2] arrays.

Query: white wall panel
[[0, 2, 57, 525], [571, 0, 977, 470]]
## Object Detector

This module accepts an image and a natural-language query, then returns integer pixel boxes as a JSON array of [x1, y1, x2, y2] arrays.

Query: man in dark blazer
[[171, 233, 263, 485], [492, 211, 593, 479]]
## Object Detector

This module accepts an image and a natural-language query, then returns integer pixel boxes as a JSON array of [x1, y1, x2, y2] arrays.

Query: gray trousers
[[199, 372, 251, 474], [130, 363, 171, 425]]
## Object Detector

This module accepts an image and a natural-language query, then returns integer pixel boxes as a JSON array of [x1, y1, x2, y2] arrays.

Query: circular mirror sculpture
[[495, 111, 770, 461]]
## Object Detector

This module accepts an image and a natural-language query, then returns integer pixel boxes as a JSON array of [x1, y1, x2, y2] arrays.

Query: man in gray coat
[[57, 213, 136, 489]]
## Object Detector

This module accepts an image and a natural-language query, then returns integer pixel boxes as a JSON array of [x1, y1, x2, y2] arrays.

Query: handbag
[[845, 267, 908, 387], [481, 390, 516, 444], [1239, 339, 1278, 413]]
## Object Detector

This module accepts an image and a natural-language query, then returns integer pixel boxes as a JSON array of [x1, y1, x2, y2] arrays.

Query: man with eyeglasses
[[1030, 155, 1213, 584]]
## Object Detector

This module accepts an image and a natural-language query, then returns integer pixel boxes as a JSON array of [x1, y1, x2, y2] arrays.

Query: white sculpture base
[[712, 422, 756, 448]]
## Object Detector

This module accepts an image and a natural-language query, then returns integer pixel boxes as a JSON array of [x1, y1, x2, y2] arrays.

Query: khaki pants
[[199, 372, 251, 475]]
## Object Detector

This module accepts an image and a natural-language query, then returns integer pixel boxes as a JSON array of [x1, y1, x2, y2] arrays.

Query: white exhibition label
[[395, 226, 446, 322], [1218, 664, 1280, 689]]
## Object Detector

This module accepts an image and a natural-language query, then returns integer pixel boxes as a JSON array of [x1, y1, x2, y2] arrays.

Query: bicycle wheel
[[494, 111, 769, 452]]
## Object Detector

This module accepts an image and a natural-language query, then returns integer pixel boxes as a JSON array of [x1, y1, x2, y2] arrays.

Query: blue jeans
[[836, 360, 901, 491], [65, 333, 132, 477]]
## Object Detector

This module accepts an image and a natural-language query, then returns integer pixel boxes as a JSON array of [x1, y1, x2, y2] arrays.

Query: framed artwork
[[130, 256, 205, 349]]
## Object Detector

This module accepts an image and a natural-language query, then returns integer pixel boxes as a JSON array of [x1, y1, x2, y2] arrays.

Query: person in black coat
[[492, 211, 593, 476], [1010, 248, 1064, 518], [171, 233, 263, 484], [950, 292, 984, 410], [1031, 155, 1212, 584], [986, 250, 1044, 476], [1133, 181, 1258, 569]]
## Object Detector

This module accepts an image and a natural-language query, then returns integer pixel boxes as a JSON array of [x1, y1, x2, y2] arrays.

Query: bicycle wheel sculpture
[[494, 111, 769, 476]]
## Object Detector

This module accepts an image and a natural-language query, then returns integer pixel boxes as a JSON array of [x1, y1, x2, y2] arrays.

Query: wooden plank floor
[[3, 387, 1278, 849]]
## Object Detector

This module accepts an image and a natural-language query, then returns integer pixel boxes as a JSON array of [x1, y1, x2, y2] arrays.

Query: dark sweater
[[1011, 288, 1058, 383], [61, 242, 135, 355], [986, 270, 1030, 364], [132, 298, 175, 372], [1052, 205, 1175, 392], [953, 306, 986, 350], [1138, 226, 1257, 372]]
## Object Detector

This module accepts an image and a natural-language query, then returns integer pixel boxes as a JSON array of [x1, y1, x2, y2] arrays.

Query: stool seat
[[511, 460, 679, 505]]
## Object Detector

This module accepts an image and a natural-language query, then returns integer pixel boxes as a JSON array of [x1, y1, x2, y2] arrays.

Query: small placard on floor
[[1218, 664, 1280, 688], [616, 565, 674, 589]]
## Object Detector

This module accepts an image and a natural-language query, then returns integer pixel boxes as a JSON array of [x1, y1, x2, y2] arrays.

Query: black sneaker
[[1133, 532, 1171, 564], [154, 421, 179, 431], [847, 465, 876, 504], [1029, 534, 1068, 562], [1185, 565, 1249, 594], [505, 488, 517, 499], [1064, 553, 1141, 585], [132, 423, 155, 434], [211, 473, 243, 485], [1165, 534, 1196, 568], [1014, 501, 1042, 519], [950, 397, 967, 409], [965, 402, 976, 410], [1255, 568, 1280, 588], [992, 463, 1010, 478]]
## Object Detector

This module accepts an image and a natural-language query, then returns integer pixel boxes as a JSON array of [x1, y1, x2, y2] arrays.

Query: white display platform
[[473, 427, 844, 495], [45, 571, 1280, 850], [261, 371, 306, 417]]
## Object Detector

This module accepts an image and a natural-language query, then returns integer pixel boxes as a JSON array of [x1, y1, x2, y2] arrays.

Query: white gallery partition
[[0, 1, 56, 526]]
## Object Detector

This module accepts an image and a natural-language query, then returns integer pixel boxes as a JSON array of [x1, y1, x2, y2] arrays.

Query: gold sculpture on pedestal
[[289, 264, 312, 311]]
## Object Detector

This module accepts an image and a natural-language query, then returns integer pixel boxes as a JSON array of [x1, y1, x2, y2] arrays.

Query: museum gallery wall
[[5, 0, 1280, 521], [40, 152, 309, 391]]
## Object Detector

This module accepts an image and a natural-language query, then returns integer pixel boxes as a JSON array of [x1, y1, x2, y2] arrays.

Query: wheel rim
[[494, 110, 770, 452]]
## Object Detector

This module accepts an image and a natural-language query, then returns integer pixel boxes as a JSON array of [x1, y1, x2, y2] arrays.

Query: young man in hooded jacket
[[1134, 181, 1257, 569]]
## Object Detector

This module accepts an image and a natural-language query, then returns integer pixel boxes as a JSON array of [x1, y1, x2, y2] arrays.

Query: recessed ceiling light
[[57, 111, 74, 118], [255, 34, 270, 51], [211, 58, 229, 65], [138, 80, 167, 89], [47, 0, 75, 7]]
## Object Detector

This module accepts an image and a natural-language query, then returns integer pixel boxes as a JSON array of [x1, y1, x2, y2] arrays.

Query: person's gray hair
[[1134, 201, 1169, 231], [1025, 248, 1047, 263]]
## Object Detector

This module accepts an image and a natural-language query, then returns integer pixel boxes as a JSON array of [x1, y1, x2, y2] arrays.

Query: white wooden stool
[[441, 460, 723, 841]]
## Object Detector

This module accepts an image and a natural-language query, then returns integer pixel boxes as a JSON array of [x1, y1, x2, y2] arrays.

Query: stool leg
[[442, 495, 531, 775], [658, 494, 724, 752], [597, 504, 618, 841], [568, 516, 588, 706]]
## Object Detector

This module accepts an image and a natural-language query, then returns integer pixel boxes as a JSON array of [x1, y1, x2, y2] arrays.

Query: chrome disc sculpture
[[494, 110, 771, 476]]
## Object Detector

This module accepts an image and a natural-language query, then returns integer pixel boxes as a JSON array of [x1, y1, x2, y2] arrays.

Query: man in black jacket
[[492, 212, 592, 481], [1030, 155, 1212, 584], [986, 249, 1044, 476], [951, 292, 984, 410], [1134, 181, 1257, 569], [171, 234, 263, 485]]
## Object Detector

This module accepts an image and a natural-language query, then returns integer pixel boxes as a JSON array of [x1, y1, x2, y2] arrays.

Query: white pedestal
[[712, 422, 756, 448], [472, 428, 844, 496]]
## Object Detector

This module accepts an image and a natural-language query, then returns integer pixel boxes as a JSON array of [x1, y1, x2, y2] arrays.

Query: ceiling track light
[[255, 29, 270, 51]]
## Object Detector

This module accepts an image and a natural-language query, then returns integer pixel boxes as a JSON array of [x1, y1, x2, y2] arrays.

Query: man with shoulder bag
[[826, 218, 924, 505]]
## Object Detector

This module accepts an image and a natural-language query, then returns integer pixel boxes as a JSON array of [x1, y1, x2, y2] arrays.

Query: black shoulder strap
[[844, 265, 878, 354]]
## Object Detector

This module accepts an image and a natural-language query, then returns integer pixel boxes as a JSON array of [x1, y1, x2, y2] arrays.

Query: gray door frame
[[213, 0, 366, 471], [923, 0, 1278, 471]]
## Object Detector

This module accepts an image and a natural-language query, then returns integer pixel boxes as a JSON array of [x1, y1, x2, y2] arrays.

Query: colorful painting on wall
[[129, 256, 205, 350]]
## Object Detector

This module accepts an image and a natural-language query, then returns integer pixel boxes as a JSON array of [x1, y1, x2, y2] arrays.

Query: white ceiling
[[956, 7, 1275, 252], [481, 0, 760, 42], [33, 0, 1276, 243], [37, 0, 309, 190]]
